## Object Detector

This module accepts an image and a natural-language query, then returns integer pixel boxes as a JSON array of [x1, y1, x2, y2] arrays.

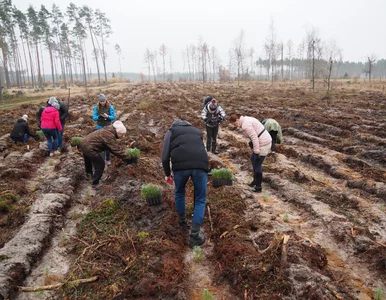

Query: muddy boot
[[251, 173, 262, 193], [212, 142, 219, 154], [189, 222, 205, 247], [248, 173, 257, 187], [179, 213, 188, 231]]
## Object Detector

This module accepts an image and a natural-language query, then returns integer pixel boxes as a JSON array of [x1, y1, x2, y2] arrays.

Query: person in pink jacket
[[40, 100, 63, 156], [233, 115, 272, 192]]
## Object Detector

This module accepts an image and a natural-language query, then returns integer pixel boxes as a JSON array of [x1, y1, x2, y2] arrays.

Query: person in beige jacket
[[233, 115, 272, 192]]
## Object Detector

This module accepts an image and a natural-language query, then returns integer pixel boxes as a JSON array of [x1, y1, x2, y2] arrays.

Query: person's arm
[[36, 107, 43, 129], [92, 106, 99, 121], [218, 106, 226, 119], [25, 123, 36, 137], [108, 105, 116, 121], [277, 124, 283, 144], [201, 107, 207, 121], [54, 111, 63, 132], [104, 133, 131, 160], [60, 101, 69, 122], [161, 130, 172, 176], [243, 124, 260, 154]]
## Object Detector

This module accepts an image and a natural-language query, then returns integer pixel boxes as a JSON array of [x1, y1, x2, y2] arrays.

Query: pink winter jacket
[[40, 107, 62, 131], [239, 116, 272, 154]]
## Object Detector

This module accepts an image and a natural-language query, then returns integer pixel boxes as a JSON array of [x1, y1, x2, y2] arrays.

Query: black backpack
[[202, 96, 213, 108]]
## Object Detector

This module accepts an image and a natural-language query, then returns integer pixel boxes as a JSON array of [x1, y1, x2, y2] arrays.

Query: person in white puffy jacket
[[232, 115, 272, 192]]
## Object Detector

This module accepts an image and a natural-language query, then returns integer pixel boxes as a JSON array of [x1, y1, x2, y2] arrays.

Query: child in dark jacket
[[10, 115, 37, 145]]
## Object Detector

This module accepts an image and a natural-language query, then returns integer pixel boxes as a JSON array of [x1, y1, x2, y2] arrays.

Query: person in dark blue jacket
[[161, 120, 208, 247]]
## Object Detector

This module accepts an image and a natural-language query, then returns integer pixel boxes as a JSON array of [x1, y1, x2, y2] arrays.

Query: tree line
[[0, 0, 114, 89]]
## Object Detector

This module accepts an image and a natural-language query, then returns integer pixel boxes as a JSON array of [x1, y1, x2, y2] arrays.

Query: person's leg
[[211, 126, 219, 153], [23, 134, 30, 143], [206, 125, 212, 152], [52, 129, 59, 151], [191, 169, 208, 225], [270, 131, 278, 152], [251, 155, 266, 193], [57, 129, 62, 149], [173, 170, 191, 218], [42, 129, 53, 153], [89, 155, 105, 186], [83, 154, 93, 178]]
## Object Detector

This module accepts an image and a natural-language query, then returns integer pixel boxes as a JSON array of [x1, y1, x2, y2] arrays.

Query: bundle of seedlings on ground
[[211, 167, 233, 187], [141, 183, 163, 205], [125, 147, 141, 164], [36, 130, 44, 137], [70, 136, 83, 147]]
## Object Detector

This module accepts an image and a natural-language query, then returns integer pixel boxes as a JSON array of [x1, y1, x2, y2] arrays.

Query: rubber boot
[[189, 222, 205, 247], [212, 142, 219, 154], [178, 213, 188, 231], [251, 173, 262, 193], [248, 173, 257, 187]]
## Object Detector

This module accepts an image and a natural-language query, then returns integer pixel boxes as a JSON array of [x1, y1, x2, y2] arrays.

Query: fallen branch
[[220, 224, 240, 239], [281, 234, 291, 266], [207, 205, 214, 232], [375, 241, 386, 248], [19, 276, 98, 292], [325, 283, 344, 300]]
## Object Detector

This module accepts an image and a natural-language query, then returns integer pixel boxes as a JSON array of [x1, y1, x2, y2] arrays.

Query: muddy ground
[[0, 81, 385, 300]]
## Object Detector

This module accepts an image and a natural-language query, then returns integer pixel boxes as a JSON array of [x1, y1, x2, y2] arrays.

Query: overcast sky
[[12, 0, 386, 74]]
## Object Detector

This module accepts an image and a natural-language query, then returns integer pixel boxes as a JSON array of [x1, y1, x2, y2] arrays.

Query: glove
[[34, 135, 41, 141], [248, 141, 253, 149], [124, 156, 137, 165], [165, 175, 174, 184], [218, 117, 223, 123]]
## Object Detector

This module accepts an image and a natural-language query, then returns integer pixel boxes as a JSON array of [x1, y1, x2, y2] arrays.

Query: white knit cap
[[21, 114, 28, 121], [112, 120, 126, 134]]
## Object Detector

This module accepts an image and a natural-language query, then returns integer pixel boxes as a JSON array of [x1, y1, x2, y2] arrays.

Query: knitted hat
[[48, 97, 58, 105], [112, 120, 126, 134], [98, 94, 107, 102], [21, 114, 28, 121]]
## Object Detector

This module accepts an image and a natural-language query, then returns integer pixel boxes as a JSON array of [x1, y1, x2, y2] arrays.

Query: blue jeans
[[42, 128, 58, 153], [174, 169, 208, 224], [57, 124, 65, 148]]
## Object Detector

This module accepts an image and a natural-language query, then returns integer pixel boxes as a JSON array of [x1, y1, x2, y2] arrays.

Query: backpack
[[202, 96, 213, 108]]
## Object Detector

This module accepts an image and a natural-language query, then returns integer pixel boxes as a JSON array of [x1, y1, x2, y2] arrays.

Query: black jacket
[[10, 119, 36, 138], [161, 120, 208, 176]]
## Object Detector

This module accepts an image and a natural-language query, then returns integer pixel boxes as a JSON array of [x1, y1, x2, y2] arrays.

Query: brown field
[[0, 81, 385, 300]]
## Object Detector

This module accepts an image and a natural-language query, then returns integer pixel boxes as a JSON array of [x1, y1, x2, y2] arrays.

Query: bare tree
[[286, 39, 293, 80], [249, 47, 254, 79], [114, 43, 122, 80], [322, 40, 341, 97], [159, 43, 168, 81], [144, 48, 151, 82], [364, 55, 377, 82], [305, 27, 322, 90], [265, 18, 277, 83], [234, 29, 245, 86]]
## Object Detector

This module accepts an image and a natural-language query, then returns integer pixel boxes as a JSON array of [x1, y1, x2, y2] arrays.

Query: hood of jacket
[[171, 120, 191, 128]]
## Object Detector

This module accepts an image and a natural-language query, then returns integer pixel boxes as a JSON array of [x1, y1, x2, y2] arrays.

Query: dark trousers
[[269, 130, 278, 151], [206, 125, 219, 152], [83, 154, 105, 185], [251, 152, 266, 174]]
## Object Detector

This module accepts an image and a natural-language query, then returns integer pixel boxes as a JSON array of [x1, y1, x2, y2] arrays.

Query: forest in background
[[0, 0, 385, 90]]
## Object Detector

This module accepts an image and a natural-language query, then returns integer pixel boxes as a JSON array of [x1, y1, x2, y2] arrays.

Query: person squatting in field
[[92, 93, 116, 166], [10, 114, 39, 145], [231, 115, 272, 193], [80, 120, 135, 190], [201, 96, 226, 154], [161, 120, 209, 247], [261, 118, 283, 153]]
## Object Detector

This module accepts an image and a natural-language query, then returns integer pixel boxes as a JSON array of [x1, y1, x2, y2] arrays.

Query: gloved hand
[[218, 117, 223, 123], [34, 135, 41, 141], [248, 141, 253, 149], [124, 156, 137, 165], [165, 175, 174, 184]]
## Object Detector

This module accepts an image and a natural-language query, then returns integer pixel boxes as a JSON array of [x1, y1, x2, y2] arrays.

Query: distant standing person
[[10, 115, 38, 145], [161, 120, 209, 247], [92, 93, 116, 165], [232, 115, 272, 193], [201, 98, 226, 154], [36, 97, 68, 149], [80, 121, 134, 190], [40, 100, 62, 156], [261, 118, 283, 153]]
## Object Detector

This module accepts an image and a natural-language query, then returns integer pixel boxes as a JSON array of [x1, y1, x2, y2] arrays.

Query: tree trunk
[[89, 28, 100, 84], [35, 41, 42, 88]]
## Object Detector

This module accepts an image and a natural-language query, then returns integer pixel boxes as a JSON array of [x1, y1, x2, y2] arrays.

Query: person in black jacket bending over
[[162, 120, 209, 247], [10, 114, 38, 145]]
